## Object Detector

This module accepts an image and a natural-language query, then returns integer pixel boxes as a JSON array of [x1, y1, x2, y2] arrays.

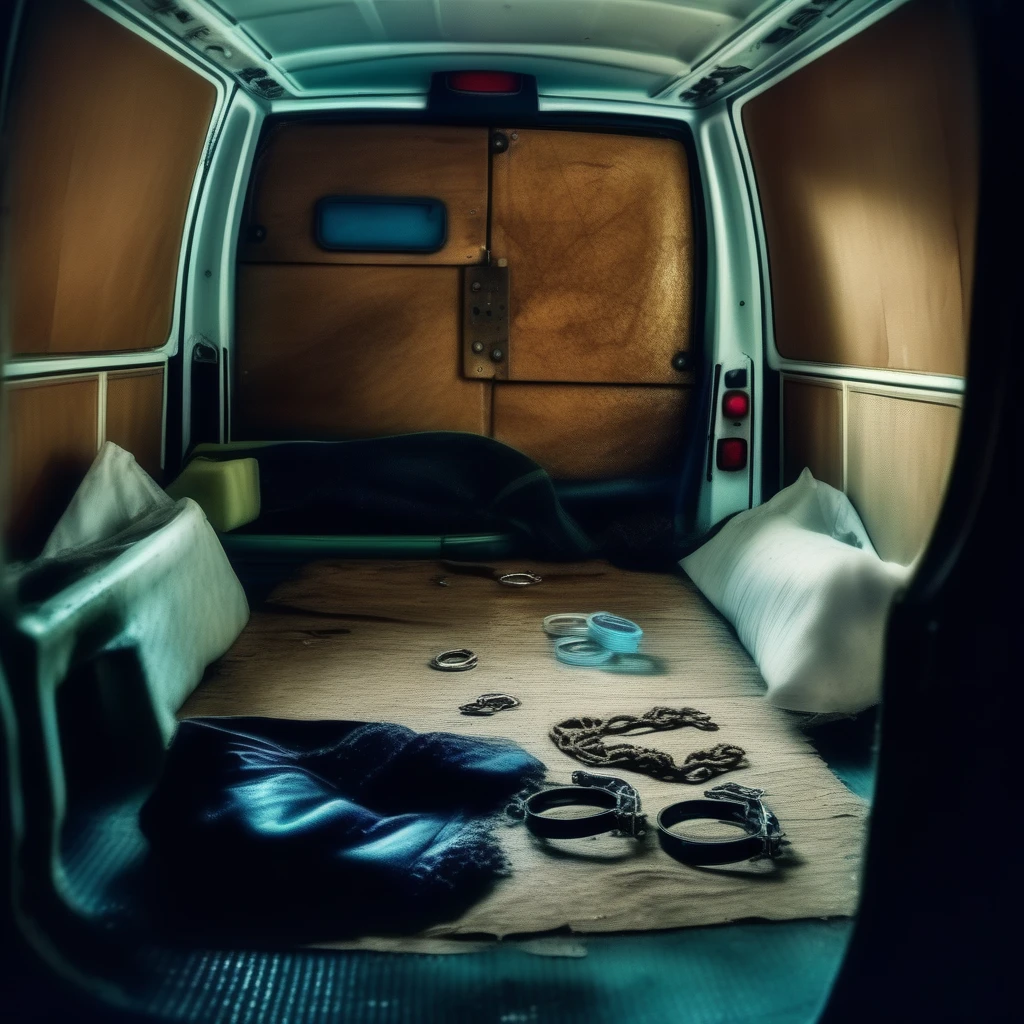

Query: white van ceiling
[[122, 0, 873, 104]]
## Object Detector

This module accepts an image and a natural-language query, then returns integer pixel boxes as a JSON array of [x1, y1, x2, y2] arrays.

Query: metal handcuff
[[429, 649, 478, 672], [656, 783, 786, 865], [524, 779, 784, 864], [524, 771, 647, 840]]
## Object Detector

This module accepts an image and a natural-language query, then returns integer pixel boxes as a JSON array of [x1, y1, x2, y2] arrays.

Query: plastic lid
[[587, 612, 643, 653]]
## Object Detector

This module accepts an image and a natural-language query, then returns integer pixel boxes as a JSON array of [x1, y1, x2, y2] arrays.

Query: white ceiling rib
[[118, 0, 889, 106]]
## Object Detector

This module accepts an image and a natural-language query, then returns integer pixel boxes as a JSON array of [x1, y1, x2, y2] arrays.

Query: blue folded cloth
[[140, 716, 544, 937]]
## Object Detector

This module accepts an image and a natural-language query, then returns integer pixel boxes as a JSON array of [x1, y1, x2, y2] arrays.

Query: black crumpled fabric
[[140, 717, 545, 937], [199, 433, 595, 558]]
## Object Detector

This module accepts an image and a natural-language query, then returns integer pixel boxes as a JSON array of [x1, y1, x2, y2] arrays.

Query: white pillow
[[680, 468, 911, 714], [43, 441, 172, 557], [24, 443, 249, 740]]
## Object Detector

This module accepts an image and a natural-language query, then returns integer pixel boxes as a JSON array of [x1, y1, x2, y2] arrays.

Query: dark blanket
[[201, 433, 595, 559], [140, 717, 545, 937]]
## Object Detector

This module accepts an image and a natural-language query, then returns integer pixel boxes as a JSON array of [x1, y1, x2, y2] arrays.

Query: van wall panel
[[743, 0, 977, 376], [491, 129, 694, 385], [106, 368, 165, 480], [493, 384, 690, 480], [845, 390, 960, 565], [240, 125, 488, 266], [235, 264, 489, 439], [233, 126, 695, 477], [782, 379, 843, 490], [5, 376, 99, 556], [7, 0, 216, 356]]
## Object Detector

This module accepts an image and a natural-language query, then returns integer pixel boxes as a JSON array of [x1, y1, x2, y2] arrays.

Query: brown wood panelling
[[106, 368, 165, 480], [846, 390, 960, 565], [7, 0, 216, 356], [493, 384, 690, 480], [782, 378, 843, 489], [234, 264, 489, 439], [240, 125, 488, 266], [743, 0, 977, 376], [5, 376, 99, 557], [491, 129, 694, 385]]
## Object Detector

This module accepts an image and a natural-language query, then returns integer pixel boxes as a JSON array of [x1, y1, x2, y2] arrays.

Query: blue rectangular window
[[315, 197, 447, 254]]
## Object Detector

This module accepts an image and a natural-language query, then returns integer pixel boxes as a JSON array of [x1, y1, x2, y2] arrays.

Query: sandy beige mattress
[[181, 559, 867, 948]]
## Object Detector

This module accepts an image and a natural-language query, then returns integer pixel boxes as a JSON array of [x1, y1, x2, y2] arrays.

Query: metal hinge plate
[[463, 265, 509, 380]]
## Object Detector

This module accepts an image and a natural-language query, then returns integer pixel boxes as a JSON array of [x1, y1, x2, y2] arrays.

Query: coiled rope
[[550, 706, 747, 784]]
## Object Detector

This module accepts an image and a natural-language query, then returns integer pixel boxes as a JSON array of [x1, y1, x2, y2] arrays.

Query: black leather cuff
[[657, 784, 785, 865], [525, 786, 619, 839]]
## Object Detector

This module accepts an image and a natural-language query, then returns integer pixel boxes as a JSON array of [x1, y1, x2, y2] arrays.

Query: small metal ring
[[543, 612, 590, 637], [498, 572, 543, 587], [429, 648, 478, 672], [458, 693, 521, 716], [478, 692, 520, 709]]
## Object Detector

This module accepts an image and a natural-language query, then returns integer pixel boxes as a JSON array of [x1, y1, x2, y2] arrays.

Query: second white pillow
[[680, 469, 910, 714]]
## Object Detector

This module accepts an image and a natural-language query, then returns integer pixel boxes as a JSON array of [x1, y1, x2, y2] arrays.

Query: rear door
[[233, 123, 698, 482]]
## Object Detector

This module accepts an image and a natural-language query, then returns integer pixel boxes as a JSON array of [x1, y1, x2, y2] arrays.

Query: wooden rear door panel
[[233, 125, 696, 479], [493, 384, 690, 480], [491, 129, 695, 385], [240, 125, 489, 267], [235, 265, 490, 440]]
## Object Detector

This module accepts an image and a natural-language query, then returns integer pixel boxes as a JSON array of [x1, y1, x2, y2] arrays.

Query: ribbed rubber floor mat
[[136, 921, 851, 1024]]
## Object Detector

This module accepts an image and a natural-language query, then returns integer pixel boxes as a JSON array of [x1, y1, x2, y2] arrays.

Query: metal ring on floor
[[458, 693, 521, 716], [429, 648, 478, 671], [498, 572, 543, 587], [543, 613, 590, 637]]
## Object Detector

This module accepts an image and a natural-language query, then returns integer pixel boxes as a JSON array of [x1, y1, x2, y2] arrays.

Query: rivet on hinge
[[463, 265, 510, 381]]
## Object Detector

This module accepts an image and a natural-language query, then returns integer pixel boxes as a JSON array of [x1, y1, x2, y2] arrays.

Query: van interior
[[0, 1, 982, 1021]]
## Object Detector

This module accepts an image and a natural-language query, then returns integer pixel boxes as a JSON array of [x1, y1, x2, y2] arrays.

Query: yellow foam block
[[166, 457, 260, 533]]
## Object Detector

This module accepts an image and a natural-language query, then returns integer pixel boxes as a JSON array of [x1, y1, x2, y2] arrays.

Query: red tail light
[[722, 390, 750, 419], [716, 438, 748, 472], [447, 71, 522, 94]]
